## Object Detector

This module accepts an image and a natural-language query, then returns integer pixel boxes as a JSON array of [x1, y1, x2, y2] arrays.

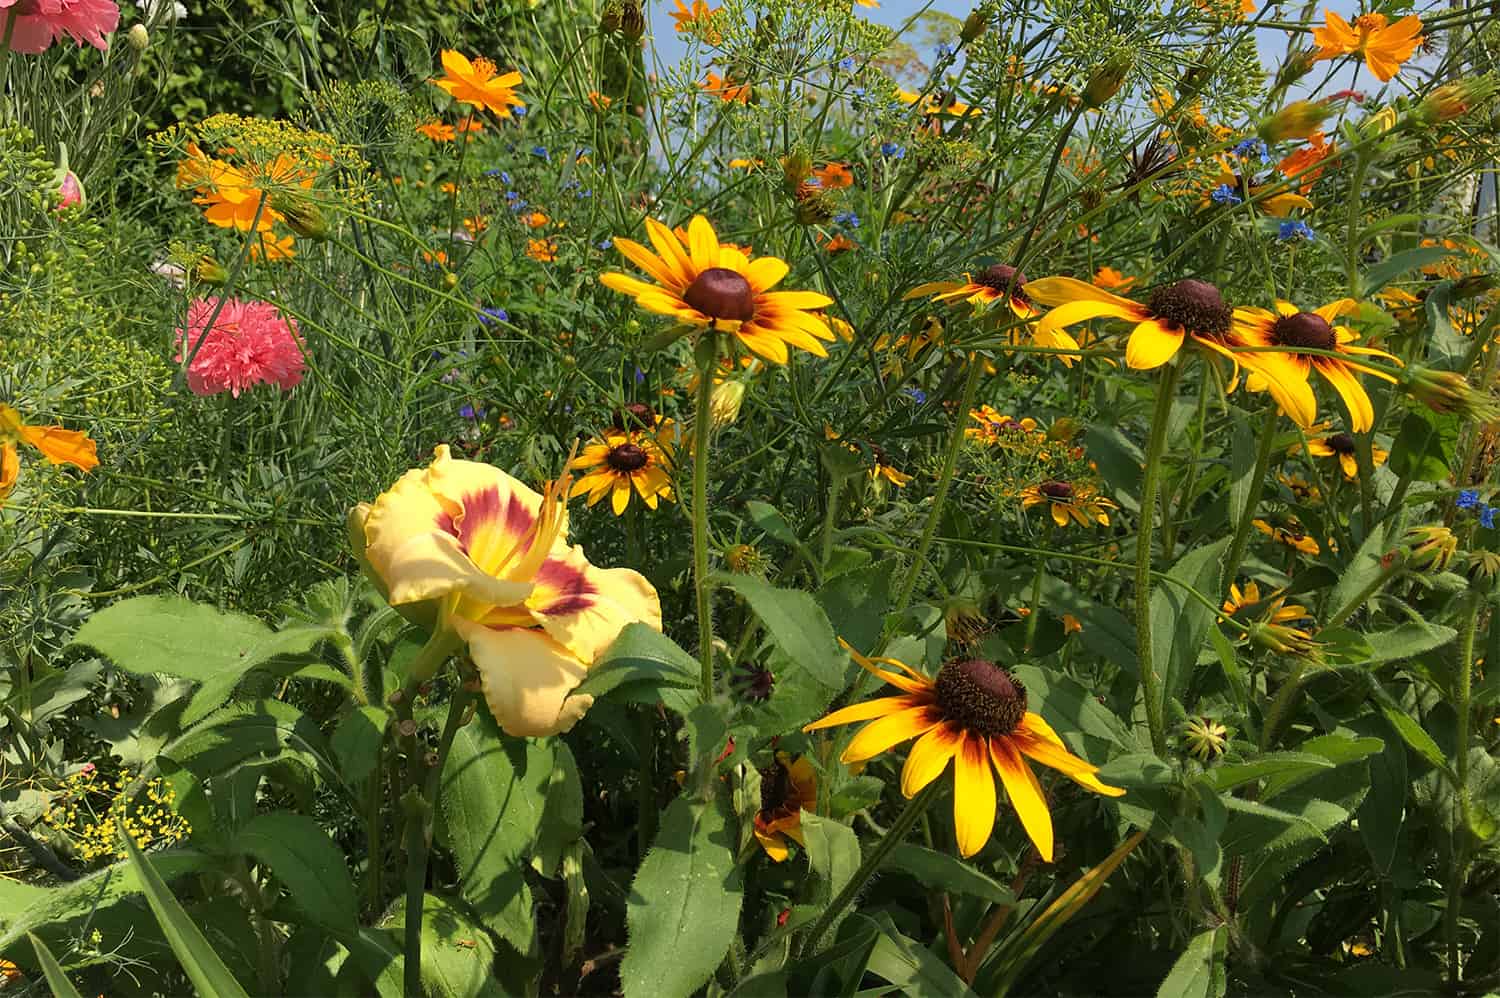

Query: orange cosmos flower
[[523, 211, 550, 229], [250, 232, 296, 262], [671, 0, 721, 42], [588, 90, 613, 111], [416, 121, 456, 142], [527, 238, 558, 262], [431, 50, 525, 117], [0, 404, 99, 506], [823, 233, 855, 253], [812, 162, 854, 189], [600, 216, 835, 364], [1092, 266, 1137, 292], [1278, 130, 1333, 193], [701, 72, 751, 103], [1312, 10, 1423, 82]]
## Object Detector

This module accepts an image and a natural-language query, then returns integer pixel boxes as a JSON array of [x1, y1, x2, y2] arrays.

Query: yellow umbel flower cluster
[[41, 767, 191, 864]]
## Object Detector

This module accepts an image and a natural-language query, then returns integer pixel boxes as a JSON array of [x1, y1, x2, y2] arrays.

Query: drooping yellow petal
[[840, 704, 941, 763], [1315, 359, 1375, 433], [803, 694, 917, 732], [1124, 319, 1185, 369], [1023, 276, 1139, 309], [1036, 299, 1139, 341], [992, 737, 1054, 861], [953, 734, 998, 858], [1015, 714, 1125, 797], [754, 824, 791, 862], [901, 723, 961, 797], [459, 621, 592, 737]]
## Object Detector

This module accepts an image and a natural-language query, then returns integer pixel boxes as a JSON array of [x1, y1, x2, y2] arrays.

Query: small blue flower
[[530, 145, 548, 159], [509, 199, 529, 212], [1234, 137, 1270, 163], [1210, 184, 1243, 206], [850, 86, 866, 98], [1277, 220, 1315, 242], [505, 190, 520, 201], [459, 404, 482, 420], [634, 367, 646, 384], [511, 105, 527, 118], [1459, 489, 1481, 509], [478, 307, 509, 328], [597, 238, 614, 250], [834, 211, 861, 228], [1482, 505, 1497, 529], [577, 189, 593, 199], [838, 56, 855, 72], [934, 43, 953, 60], [904, 387, 927, 403], [880, 141, 906, 159]]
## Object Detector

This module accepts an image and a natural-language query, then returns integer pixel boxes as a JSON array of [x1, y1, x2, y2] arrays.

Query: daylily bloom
[[351, 446, 662, 737], [0, 403, 99, 505]]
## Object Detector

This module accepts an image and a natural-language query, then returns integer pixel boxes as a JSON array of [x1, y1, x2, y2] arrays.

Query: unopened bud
[[1465, 550, 1500, 593], [960, 9, 988, 44], [1404, 524, 1458, 574], [272, 195, 328, 240], [1182, 717, 1229, 762], [601, 1, 644, 40], [1274, 48, 1318, 89], [1083, 54, 1132, 109], [398, 719, 418, 738], [194, 255, 228, 286], [792, 181, 833, 225], [1415, 76, 1498, 125], [388, 689, 406, 706], [127, 23, 149, 50], [1402, 365, 1500, 421], [709, 379, 745, 428], [55, 170, 85, 211], [1258, 100, 1333, 143], [781, 148, 813, 191]]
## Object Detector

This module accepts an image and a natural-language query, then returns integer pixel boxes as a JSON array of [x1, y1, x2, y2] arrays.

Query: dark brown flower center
[[606, 442, 650, 472], [759, 762, 793, 814], [1327, 432, 1356, 454], [684, 267, 756, 321], [1039, 480, 1074, 500], [976, 263, 1031, 303], [1272, 312, 1336, 353], [934, 658, 1028, 738], [611, 401, 656, 430], [1147, 278, 1231, 336]]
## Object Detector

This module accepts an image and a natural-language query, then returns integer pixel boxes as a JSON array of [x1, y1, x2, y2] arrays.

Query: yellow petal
[[644, 218, 695, 284], [754, 824, 790, 862], [901, 723, 961, 798], [529, 545, 663, 664], [1316, 360, 1375, 433], [687, 215, 721, 273], [459, 622, 592, 737], [953, 734, 997, 858], [993, 737, 1053, 861], [1124, 319, 1185, 369], [1014, 714, 1125, 797], [613, 237, 682, 291], [1023, 276, 1137, 309], [803, 694, 915, 732], [743, 256, 789, 294], [840, 704, 940, 764]]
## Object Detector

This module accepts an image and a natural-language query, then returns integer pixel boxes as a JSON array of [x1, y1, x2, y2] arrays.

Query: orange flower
[[1278, 130, 1333, 193], [431, 50, 525, 117], [588, 90, 613, 111], [812, 162, 854, 189], [456, 116, 484, 136], [524, 211, 550, 229], [1312, 10, 1423, 82], [416, 121, 456, 142], [671, 0, 721, 42], [1091, 266, 1136, 292], [464, 216, 488, 236], [701, 72, 750, 103], [823, 233, 855, 254], [753, 754, 817, 861], [528, 238, 558, 262], [250, 232, 296, 262], [1, 403, 99, 506]]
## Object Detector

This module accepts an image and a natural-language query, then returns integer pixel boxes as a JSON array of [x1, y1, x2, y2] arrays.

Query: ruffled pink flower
[[1, 0, 121, 55], [174, 298, 307, 398]]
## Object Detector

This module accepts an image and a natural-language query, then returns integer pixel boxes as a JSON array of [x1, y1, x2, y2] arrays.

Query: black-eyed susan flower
[[1232, 299, 1400, 432], [600, 216, 835, 364], [870, 446, 913, 488], [905, 264, 1081, 364], [1019, 480, 1117, 528], [1294, 423, 1387, 480], [569, 424, 676, 515], [1254, 517, 1322, 555], [0, 403, 99, 506], [753, 754, 818, 861], [1312, 9, 1423, 82], [965, 406, 1042, 446], [803, 645, 1123, 859], [1224, 581, 1318, 656], [431, 50, 524, 117]]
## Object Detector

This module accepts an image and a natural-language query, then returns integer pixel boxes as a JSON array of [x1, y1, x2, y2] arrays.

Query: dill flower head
[[1, 0, 119, 54], [174, 298, 307, 398]]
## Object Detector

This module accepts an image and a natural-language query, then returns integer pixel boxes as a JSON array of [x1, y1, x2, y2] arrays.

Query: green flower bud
[[1083, 54, 1132, 109], [1258, 100, 1333, 143]]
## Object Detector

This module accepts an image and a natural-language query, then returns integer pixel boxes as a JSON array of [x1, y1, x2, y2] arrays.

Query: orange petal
[[17, 424, 98, 472]]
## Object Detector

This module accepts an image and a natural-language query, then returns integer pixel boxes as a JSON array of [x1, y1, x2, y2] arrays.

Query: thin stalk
[[637, 707, 657, 862], [1136, 360, 1184, 757], [1259, 661, 1308, 750], [1023, 522, 1049, 652], [1446, 591, 1482, 986], [1223, 408, 1280, 586], [798, 782, 940, 955], [692, 348, 718, 704]]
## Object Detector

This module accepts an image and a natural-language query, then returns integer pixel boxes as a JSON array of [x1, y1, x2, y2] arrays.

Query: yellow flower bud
[[1258, 100, 1333, 143]]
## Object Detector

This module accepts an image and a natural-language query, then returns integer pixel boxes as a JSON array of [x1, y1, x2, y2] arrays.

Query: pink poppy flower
[[1, 0, 121, 55], [174, 298, 308, 398]]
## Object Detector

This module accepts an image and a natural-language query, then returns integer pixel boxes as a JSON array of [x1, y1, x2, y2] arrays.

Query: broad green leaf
[[1040, 575, 1139, 676], [816, 561, 895, 656], [1379, 703, 1451, 775], [744, 500, 805, 549], [1156, 927, 1226, 998], [1096, 752, 1175, 788], [1151, 539, 1230, 704], [1388, 411, 1459, 484], [26, 933, 85, 998], [884, 842, 1014, 904], [864, 915, 974, 997], [233, 811, 358, 936], [1362, 621, 1458, 665], [1260, 735, 1382, 801], [718, 574, 847, 689], [621, 795, 744, 998], [532, 741, 585, 878], [1359, 246, 1454, 296], [1084, 424, 1143, 509], [122, 834, 251, 998], [1012, 665, 1135, 759], [1220, 795, 1342, 857], [1354, 715, 1407, 874], [1326, 517, 1404, 623], [162, 699, 338, 789], [1421, 281, 1468, 370], [1205, 752, 1335, 794], [800, 812, 860, 926], [377, 893, 506, 998], [578, 623, 701, 704], [440, 710, 552, 956], [69, 595, 335, 686], [331, 705, 389, 788]]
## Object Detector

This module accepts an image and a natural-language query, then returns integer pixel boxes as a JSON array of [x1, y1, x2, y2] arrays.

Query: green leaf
[[1151, 539, 1230, 704], [440, 710, 552, 956], [1260, 735, 1382, 801], [25, 933, 86, 998], [1327, 517, 1404, 622], [1226, 416, 1258, 530], [532, 741, 585, 878], [376, 893, 506, 998], [864, 915, 974, 997], [1205, 752, 1335, 794], [1379, 703, 1451, 775], [1360, 246, 1455, 296], [884, 843, 1014, 904], [800, 812, 860, 924], [1421, 281, 1468, 370], [718, 574, 847, 689], [1388, 410, 1460, 484], [1354, 715, 1407, 874], [1085, 424, 1143, 509], [578, 623, 701, 705], [331, 705, 389, 788], [621, 795, 744, 998], [1156, 927, 1226, 998], [233, 811, 358, 936], [816, 561, 895, 657], [122, 834, 251, 997], [1362, 621, 1458, 665], [162, 699, 339, 789], [1039, 575, 1139, 676], [69, 596, 335, 686]]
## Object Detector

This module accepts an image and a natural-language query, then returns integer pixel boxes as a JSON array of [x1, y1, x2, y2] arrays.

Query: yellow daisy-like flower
[[569, 423, 676, 515], [600, 215, 835, 364], [1294, 422, 1388, 480], [1312, 9, 1423, 82], [431, 50, 525, 118], [1253, 517, 1322, 555], [1019, 480, 1118, 528], [1232, 299, 1400, 432], [804, 645, 1123, 859], [870, 447, 913, 488], [1, 403, 99, 506], [1223, 580, 1310, 625], [906, 264, 1081, 365], [753, 753, 818, 862]]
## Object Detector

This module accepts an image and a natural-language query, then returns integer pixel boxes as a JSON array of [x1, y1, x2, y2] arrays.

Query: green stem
[[692, 347, 718, 704], [1136, 360, 1184, 758], [1023, 522, 1049, 652], [1323, 556, 1403, 629], [637, 707, 657, 861], [819, 473, 845, 575], [1259, 660, 1308, 750], [798, 782, 939, 955], [1223, 408, 1279, 587], [893, 356, 985, 613], [1446, 591, 1482, 986]]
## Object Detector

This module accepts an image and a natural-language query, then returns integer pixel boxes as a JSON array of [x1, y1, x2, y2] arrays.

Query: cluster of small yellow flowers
[[41, 767, 191, 864]]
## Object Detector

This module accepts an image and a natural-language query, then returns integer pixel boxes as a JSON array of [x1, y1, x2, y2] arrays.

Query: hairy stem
[[1136, 360, 1184, 757], [692, 349, 718, 703]]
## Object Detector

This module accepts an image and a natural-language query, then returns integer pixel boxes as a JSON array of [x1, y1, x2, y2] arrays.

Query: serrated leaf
[[1156, 927, 1225, 998], [621, 795, 744, 998], [233, 811, 358, 936], [1151, 539, 1230, 704], [718, 575, 846, 689]]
